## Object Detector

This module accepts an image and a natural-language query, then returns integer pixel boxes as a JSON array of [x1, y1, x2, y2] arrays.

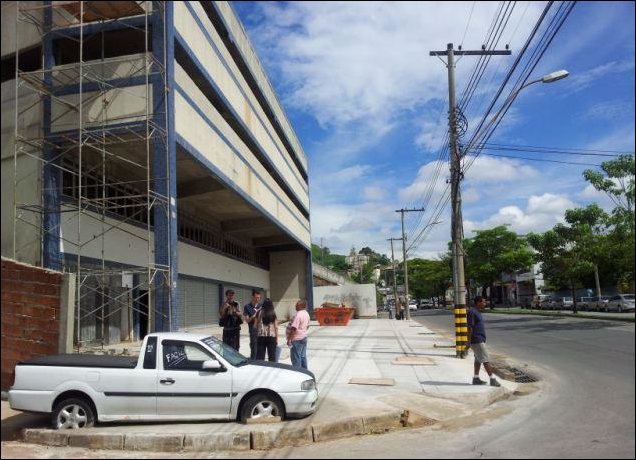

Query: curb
[[485, 309, 635, 323], [19, 409, 422, 452]]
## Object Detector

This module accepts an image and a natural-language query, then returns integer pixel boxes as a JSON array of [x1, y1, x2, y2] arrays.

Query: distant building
[[345, 249, 369, 275]]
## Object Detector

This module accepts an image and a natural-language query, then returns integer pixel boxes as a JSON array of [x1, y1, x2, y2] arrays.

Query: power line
[[463, 1, 577, 176], [460, 1, 477, 47], [473, 151, 603, 166], [476, 143, 631, 157], [483, 142, 633, 154]]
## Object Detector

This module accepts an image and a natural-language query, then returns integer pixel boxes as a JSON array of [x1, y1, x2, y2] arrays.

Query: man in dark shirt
[[243, 289, 262, 360], [219, 289, 242, 351], [467, 295, 501, 387]]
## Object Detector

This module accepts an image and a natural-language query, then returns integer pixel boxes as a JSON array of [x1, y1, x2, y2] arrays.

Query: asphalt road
[[411, 309, 636, 458]]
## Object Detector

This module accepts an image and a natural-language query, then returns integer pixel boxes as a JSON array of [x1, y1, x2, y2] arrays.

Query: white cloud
[[247, 2, 544, 130], [468, 193, 578, 235], [362, 186, 387, 201], [463, 154, 538, 183], [582, 100, 633, 122], [565, 59, 635, 95]]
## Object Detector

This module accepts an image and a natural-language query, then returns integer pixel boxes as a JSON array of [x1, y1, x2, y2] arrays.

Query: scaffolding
[[13, 1, 172, 348]]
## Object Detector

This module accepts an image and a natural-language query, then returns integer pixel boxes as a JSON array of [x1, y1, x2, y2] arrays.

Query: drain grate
[[509, 367, 538, 383]]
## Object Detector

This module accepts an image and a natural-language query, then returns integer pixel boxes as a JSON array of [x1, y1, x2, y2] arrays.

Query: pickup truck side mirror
[[202, 360, 226, 372]]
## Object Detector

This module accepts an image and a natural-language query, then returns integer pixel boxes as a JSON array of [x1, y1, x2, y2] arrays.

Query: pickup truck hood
[[244, 360, 315, 380]]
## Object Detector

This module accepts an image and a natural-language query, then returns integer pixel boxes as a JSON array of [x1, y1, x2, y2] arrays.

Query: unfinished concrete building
[[1, 1, 312, 346]]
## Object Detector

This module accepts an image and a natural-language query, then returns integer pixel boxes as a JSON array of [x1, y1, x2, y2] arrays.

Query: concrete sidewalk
[[2, 318, 522, 452]]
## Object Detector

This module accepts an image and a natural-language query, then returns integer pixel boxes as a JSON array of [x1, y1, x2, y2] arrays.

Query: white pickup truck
[[9, 333, 317, 429]]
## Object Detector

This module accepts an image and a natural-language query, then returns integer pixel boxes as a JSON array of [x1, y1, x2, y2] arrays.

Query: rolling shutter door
[[178, 276, 220, 328], [204, 281, 220, 325]]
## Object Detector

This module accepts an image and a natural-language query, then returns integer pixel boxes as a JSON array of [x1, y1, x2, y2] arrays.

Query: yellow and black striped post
[[455, 305, 468, 358]]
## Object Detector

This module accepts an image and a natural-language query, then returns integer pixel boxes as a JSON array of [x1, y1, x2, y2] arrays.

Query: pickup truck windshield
[[201, 336, 248, 366]]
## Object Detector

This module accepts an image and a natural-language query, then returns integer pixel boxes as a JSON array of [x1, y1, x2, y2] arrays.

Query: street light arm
[[463, 70, 569, 156]]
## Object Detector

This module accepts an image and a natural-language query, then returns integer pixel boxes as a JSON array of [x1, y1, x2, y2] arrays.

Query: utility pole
[[395, 207, 425, 320], [430, 43, 511, 358], [387, 237, 403, 318], [320, 237, 325, 265]]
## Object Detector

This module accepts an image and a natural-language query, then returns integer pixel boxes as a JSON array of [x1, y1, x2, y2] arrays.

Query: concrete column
[[152, 2, 178, 332], [270, 250, 309, 320], [58, 273, 76, 353]]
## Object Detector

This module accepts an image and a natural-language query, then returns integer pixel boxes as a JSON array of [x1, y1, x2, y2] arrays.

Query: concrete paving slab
[[392, 356, 435, 365], [348, 378, 395, 386]]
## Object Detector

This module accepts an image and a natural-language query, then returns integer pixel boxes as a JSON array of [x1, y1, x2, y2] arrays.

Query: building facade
[[1, 1, 311, 346]]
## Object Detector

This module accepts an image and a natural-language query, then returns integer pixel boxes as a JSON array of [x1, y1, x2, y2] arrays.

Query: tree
[[464, 226, 534, 307], [310, 244, 351, 274], [408, 256, 452, 306], [527, 228, 594, 311], [583, 155, 635, 291], [562, 204, 610, 298]]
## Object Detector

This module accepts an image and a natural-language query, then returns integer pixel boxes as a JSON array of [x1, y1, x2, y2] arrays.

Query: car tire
[[240, 392, 285, 422], [52, 397, 95, 429]]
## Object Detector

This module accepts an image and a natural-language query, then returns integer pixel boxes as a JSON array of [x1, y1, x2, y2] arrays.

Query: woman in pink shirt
[[286, 299, 310, 370]]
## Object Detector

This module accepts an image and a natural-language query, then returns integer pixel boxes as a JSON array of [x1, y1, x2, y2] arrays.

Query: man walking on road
[[467, 295, 501, 387]]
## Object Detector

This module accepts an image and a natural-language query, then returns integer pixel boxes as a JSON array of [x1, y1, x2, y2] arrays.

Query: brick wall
[[1, 258, 62, 391]]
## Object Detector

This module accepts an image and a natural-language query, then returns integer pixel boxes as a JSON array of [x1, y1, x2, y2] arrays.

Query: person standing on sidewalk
[[287, 299, 310, 370], [243, 289, 262, 360], [219, 289, 242, 351], [467, 295, 501, 387], [256, 298, 278, 362]]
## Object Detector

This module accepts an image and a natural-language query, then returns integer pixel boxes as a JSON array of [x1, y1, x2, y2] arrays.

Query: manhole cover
[[509, 367, 538, 383]]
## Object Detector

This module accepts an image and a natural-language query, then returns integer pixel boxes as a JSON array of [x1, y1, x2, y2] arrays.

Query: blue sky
[[232, 1, 635, 259]]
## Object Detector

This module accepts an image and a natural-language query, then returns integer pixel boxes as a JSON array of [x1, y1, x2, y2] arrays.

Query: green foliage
[[583, 155, 635, 290], [463, 226, 533, 293], [311, 244, 351, 274], [408, 255, 452, 301]]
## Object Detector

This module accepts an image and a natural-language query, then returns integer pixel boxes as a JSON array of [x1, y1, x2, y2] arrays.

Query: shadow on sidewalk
[[1, 412, 48, 441]]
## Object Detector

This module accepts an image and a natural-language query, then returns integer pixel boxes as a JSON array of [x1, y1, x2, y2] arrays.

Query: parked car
[[606, 294, 635, 313], [594, 295, 612, 312], [579, 297, 595, 311], [9, 333, 318, 429], [531, 294, 551, 309], [408, 301, 418, 311], [552, 297, 574, 311], [419, 300, 434, 309]]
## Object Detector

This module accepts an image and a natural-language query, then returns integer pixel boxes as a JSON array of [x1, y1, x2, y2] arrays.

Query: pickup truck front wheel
[[240, 393, 284, 422], [52, 398, 95, 429]]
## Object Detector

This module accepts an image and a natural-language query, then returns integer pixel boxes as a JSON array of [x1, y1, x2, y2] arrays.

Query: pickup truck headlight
[[301, 379, 316, 391]]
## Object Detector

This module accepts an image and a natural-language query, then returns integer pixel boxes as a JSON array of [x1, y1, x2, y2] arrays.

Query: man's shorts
[[471, 342, 490, 363]]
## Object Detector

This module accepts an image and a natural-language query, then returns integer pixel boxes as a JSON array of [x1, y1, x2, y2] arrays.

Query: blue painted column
[[152, 2, 178, 332], [306, 249, 314, 315], [42, 1, 61, 271]]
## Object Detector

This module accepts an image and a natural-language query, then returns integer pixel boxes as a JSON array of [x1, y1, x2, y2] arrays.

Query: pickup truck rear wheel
[[52, 398, 95, 429], [240, 393, 284, 422]]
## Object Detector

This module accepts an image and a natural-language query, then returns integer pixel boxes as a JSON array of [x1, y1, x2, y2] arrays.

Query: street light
[[468, 69, 570, 156]]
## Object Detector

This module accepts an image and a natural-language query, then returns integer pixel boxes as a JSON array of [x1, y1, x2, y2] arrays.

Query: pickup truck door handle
[[160, 378, 175, 385]]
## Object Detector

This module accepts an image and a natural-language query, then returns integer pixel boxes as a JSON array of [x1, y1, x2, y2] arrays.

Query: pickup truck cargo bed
[[18, 354, 138, 369]]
